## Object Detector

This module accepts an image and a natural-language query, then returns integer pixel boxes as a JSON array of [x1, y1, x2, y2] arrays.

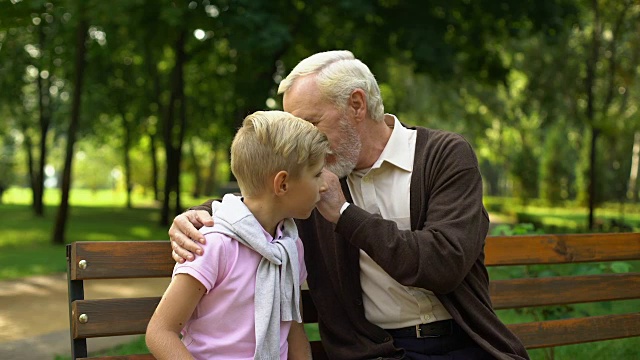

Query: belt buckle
[[415, 324, 441, 338]]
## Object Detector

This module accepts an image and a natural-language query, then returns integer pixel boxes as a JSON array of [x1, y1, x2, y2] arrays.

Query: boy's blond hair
[[231, 110, 331, 196]]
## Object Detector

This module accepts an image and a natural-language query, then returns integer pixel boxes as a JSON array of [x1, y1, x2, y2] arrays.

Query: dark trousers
[[388, 321, 495, 360]]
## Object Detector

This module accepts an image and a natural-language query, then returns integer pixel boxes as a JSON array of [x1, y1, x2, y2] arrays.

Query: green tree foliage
[[1, 0, 639, 241], [1, 0, 76, 216], [540, 123, 576, 205]]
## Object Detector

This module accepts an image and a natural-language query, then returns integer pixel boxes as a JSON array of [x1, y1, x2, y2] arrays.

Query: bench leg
[[67, 245, 88, 359]]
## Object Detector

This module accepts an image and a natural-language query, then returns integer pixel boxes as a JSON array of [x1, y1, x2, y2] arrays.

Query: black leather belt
[[385, 319, 455, 338]]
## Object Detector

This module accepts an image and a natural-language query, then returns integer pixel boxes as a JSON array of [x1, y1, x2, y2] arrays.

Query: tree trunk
[[203, 146, 218, 196], [143, 38, 162, 203], [587, 127, 599, 230], [175, 88, 186, 218], [18, 120, 37, 203], [34, 21, 51, 217], [121, 112, 133, 209], [160, 29, 187, 226], [585, 0, 600, 231], [149, 132, 160, 201], [628, 131, 640, 202], [189, 138, 202, 198], [52, 10, 88, 245]]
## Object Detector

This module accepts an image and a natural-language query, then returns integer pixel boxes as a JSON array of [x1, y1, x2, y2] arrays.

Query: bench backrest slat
[[508, 313, 640, 349], [69, 241, 173, 280], [72, 297, 161, 339], [485, 233, 640, 266], [490, 273, 640, 309]]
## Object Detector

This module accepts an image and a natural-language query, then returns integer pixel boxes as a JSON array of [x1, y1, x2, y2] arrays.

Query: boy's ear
[[273, 170, 289, 196]]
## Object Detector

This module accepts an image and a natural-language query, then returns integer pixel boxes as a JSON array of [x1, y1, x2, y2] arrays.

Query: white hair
[[277, 50, 385, 122]]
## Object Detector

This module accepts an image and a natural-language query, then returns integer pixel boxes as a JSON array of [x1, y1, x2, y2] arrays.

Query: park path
[[0, 273, 170, 360]]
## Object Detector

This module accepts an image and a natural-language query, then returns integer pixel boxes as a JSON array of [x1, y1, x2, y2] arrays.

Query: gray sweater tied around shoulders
[[211, 194, 302, 360]]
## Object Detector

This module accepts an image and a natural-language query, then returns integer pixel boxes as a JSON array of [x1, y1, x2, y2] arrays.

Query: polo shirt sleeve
[[173, 230, 229, 293]]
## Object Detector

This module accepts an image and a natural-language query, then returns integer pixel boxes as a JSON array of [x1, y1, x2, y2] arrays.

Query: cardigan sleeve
[[335, 134, 489, 294], [189, 199, 216, 214]]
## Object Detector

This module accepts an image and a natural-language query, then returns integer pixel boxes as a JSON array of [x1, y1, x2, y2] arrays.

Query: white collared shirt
[[347, 115, 452, 329]]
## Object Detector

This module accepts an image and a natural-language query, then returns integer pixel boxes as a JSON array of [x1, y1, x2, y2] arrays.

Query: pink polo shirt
[[173, 223, 307, 360]]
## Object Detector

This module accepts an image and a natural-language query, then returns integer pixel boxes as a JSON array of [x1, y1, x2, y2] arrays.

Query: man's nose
[[319, 179, 328, 192]]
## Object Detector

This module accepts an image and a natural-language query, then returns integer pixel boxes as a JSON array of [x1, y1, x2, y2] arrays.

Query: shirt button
[[355, 299, 363, 306]]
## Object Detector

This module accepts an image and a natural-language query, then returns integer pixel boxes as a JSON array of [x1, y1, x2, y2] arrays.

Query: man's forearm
[[335, 181, 487, 295]]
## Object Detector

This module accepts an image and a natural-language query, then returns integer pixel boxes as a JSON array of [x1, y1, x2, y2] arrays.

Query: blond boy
[[146, 110, 330, 360]]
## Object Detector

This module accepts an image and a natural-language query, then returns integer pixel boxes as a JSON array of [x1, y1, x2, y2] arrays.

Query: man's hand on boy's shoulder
[[169, 209, 213, 263]]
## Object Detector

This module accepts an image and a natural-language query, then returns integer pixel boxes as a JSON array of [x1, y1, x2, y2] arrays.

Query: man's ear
[[273, 170, 289, 196], [349, 89, 367, 122]]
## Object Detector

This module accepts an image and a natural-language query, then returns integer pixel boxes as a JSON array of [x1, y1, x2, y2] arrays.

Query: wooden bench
[[66, 233, 640, 359]]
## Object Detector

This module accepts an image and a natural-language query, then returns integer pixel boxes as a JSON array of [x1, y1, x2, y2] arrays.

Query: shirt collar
[[260, 220, 285, 243], [372, 115, 414, 172]]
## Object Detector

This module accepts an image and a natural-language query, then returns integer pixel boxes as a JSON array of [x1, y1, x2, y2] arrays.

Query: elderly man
[[169, 50, 529, 360]]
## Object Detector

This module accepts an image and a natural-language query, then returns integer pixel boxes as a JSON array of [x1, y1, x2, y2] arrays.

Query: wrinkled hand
[[169, 210, 213, 263], [316, 169, 346, 224]]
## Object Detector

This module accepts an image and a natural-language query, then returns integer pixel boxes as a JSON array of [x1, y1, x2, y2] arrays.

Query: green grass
[[0, 203, 175, 280], [54, 336, 148, 360], [484, 196, 640, 233], [0, 204, 173, 279], [304, 323, 320, 341], [2, 186, 212, 208], [0, 187, 215, 279]]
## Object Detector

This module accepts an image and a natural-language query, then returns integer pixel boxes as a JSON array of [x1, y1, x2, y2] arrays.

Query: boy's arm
[[287, 296, 312, 360], [146, 274, 206, 360]]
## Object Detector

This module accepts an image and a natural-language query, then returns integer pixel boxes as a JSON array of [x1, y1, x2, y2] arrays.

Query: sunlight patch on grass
[[0, 245, 67, 279], [538, 217, 581, 230], [0, 203, 170, 280], [3, 187, 161, 207], [130, 226, 163, 239], [83, 233, 120, 241]]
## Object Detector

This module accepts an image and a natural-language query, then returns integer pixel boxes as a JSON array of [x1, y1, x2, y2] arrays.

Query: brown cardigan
[[194, 125, 529, 360]]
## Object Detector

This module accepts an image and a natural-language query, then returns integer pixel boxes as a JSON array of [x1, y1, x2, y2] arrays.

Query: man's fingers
[[172, 240, 195, 261], [171, 211, 207, 245], [183, 210, 212, 244], [185, 209, 213, 227], [172, 250, 186, 263], [168, 209, 210, 262], [183, 223, 206, 248], [171, 227, 204, 256], [193, 210, 214, 227]]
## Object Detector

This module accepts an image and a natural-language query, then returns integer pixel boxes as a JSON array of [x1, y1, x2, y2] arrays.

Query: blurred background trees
[[1, 0, 639, 242]]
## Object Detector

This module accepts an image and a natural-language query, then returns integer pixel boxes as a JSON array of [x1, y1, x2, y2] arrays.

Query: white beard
[[327, 116, 361, 178]]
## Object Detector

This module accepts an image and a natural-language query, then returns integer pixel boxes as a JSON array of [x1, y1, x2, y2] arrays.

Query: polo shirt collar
[[371, 115, 413, 172]]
